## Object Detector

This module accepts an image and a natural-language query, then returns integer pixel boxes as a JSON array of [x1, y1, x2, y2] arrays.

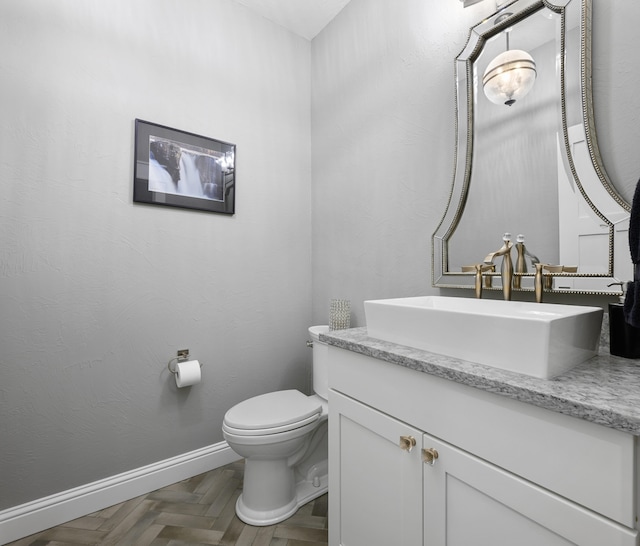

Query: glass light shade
[[482, 49, 537, 106]]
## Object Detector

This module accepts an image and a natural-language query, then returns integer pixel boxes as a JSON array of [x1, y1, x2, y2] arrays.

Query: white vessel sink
[[364, 296, 603, 379]]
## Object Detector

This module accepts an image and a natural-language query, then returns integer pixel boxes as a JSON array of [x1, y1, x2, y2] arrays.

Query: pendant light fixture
[[482, 14, 537, 106]]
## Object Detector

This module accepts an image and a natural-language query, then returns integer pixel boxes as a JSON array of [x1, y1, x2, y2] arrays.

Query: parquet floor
[[6, 460, 328, 546]]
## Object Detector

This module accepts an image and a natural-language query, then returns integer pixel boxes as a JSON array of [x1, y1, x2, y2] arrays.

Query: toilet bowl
[[222, 325, 330, 526]]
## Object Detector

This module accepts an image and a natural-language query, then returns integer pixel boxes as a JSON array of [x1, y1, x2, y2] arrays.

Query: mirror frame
[[432, 0, 631, 296]]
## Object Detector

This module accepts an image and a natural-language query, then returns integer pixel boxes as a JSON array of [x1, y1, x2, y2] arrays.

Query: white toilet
[[222, 325, 329, 526]]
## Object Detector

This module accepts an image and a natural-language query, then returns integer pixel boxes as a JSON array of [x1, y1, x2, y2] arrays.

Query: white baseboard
[[0, 441, 241, 545]]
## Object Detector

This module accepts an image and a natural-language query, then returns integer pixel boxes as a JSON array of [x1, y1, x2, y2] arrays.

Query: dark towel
[[624, 178, 640, 327]]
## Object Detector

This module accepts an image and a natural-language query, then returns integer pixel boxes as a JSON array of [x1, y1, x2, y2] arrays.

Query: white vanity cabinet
[[330, 390, 424, 545], [328, 345, 640, 546]]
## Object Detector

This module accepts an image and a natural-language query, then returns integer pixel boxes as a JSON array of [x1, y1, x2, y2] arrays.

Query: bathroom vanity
[[323, 327, 640, 546]]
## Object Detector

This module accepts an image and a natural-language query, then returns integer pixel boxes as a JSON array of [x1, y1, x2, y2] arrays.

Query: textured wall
[[0, 0, 312, 510], [310, 0, 640, 325], [310, 0, 502, 325]]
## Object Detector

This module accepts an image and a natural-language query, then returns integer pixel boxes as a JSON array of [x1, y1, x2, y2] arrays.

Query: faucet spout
[[484, 239, 511, 264], [484, 233, 513, 301]]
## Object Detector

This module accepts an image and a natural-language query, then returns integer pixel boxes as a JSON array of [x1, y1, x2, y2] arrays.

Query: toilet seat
[[223, 390, 322, 436]]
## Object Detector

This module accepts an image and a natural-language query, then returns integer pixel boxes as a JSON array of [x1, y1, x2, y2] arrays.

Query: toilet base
[[235, 472, 328, 526], [234, 424, 329, 526]]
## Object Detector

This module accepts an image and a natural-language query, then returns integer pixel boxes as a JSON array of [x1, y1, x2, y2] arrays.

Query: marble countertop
[[321, 326, 640, 436]]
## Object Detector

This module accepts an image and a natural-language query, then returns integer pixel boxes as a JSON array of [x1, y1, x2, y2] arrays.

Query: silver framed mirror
[[432, 0, 631, 296]]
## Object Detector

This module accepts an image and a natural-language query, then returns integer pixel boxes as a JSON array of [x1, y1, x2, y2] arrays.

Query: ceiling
[[233, 0, 352, 40]]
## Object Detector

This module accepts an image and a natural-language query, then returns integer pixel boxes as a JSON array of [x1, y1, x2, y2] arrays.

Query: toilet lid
[[224, 390, 322, 431]]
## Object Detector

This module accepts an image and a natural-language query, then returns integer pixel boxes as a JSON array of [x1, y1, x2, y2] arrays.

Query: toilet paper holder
[[167, 349, 203, 374]]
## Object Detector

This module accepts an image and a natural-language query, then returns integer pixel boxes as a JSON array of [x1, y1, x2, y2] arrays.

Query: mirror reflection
[[433, 0, 632, 295]]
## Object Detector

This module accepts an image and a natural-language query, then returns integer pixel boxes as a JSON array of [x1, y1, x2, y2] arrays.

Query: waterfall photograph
[[148, 137, 227, 202], [133, 119, 236, 215]]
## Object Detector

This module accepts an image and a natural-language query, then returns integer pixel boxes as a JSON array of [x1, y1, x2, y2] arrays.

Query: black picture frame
[[133, 119, 236, 215]]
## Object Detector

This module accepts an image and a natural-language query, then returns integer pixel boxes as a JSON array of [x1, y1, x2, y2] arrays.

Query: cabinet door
[[422, 433, 638, 546], [329, 391, 423, 546]]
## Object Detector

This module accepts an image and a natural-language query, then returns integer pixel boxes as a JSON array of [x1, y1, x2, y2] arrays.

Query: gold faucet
[[514, 234, 540, 289], [534, 263, 545, 303], [484, 233, 514, 300], [462, 264, 496, 298], [534, 264, 578, 300]]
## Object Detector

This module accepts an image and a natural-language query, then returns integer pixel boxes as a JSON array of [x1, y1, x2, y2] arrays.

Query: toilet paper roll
[[175, 359, 201, 388]]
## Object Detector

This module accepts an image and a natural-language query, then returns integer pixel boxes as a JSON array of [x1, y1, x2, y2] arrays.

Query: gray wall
[[0, 0, 313, 510], [311, 0, 640, 325], [1, 0, 639, 514]]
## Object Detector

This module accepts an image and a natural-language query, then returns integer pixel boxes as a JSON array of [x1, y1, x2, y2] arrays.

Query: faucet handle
[[535, 263, 545, 303], [503, 232, 512, 242], [474, 264, 484, 299], [462, 264, 495, 298]]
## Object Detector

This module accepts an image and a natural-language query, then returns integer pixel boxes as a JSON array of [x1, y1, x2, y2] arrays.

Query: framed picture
[[133, 119, 236, 214]]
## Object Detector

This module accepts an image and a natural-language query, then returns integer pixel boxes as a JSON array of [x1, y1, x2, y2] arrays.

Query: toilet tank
[[308, 325, 329, 400]]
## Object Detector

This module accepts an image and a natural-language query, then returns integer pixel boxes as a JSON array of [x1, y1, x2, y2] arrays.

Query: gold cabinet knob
[[422, 447, 439, 465], [399, 435, 416, 452]]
